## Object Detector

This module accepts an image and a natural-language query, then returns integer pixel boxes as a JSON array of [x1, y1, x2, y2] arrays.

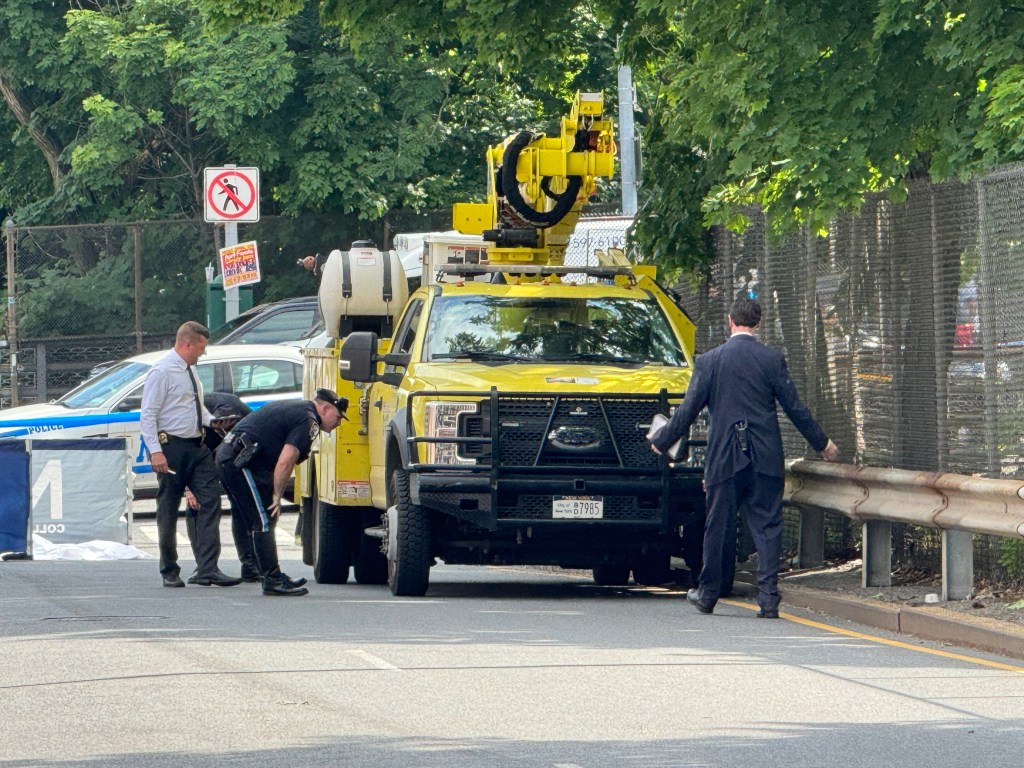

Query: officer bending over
[[215, 389, 348, 596]]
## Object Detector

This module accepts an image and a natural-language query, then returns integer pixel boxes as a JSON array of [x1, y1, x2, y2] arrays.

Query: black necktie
[[186, 366, 202, 435]]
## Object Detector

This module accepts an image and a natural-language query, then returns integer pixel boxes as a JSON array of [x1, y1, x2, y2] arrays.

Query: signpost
[[204, 166, 260, 321]]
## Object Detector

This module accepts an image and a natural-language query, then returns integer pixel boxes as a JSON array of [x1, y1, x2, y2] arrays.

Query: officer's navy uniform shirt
[[140, 350, 212, 450], [227, 400, 322, 471], [653, 333, 828, 486]]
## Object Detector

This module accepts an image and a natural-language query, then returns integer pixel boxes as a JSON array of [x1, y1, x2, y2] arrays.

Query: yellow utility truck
[[298, 93, 709, 595]]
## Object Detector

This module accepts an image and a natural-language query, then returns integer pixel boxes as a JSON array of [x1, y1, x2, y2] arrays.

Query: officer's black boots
[[251, 531, 308, 596], [232, 513, 262, 581]]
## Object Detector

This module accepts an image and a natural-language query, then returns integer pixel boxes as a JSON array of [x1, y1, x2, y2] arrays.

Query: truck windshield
[[424, 295, 687, 366], [58, 361, 150, 409]]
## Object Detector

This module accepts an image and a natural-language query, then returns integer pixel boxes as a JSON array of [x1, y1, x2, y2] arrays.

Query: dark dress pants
[[155, 437, 223, 579], [702, 466, 785, 611]]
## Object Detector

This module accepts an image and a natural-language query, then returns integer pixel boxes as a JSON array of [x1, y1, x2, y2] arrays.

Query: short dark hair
[[177, 320, 210, 344], [729, 298, 762, 328]]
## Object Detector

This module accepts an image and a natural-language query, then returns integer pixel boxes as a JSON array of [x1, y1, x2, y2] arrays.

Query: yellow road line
[[721, 598, 1024, 674]]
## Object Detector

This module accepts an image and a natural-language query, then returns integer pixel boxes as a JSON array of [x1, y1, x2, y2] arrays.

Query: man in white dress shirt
[[141, 321, 240, 588]]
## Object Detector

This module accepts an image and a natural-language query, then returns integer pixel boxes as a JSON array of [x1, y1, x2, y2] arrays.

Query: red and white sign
[[219, 241, 261, 288], [204, 166, 260, 223]]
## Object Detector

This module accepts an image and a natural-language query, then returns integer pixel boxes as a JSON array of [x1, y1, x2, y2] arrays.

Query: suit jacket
[[652, 334, 828, 486]]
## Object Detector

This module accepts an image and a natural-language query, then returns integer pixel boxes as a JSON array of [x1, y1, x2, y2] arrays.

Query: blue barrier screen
[[0, 442, 31, 553]]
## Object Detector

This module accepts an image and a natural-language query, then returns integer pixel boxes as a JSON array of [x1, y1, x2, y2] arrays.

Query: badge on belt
[[158, 431, 169, 445]]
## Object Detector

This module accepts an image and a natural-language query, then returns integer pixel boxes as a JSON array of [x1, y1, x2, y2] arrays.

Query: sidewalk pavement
[[722, 564, 1024, 662]]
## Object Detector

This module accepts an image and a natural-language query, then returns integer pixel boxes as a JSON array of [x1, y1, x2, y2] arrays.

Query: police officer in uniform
[[141, 321, 241, 588], [216, 388, 348, 596]]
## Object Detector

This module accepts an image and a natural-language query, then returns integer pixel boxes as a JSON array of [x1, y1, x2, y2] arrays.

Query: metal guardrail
[[783, 459, 1024, 600], [785, 460, 1024, 539]]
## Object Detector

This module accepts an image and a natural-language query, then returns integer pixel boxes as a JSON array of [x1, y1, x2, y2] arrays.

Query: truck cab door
[[368, 298, 425, 503]]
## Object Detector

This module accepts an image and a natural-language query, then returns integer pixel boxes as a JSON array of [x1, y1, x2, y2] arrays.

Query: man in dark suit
[[651, 298, 839, 618]]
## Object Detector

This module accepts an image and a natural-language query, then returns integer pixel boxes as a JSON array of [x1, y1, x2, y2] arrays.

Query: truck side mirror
[[339, 332, 379, 382]]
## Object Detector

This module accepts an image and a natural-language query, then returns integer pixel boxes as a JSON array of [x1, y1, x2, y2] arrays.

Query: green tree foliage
[[16, 1, 1024, 279], [625, 0, 1024, 271], [0, 0, 605, 230]]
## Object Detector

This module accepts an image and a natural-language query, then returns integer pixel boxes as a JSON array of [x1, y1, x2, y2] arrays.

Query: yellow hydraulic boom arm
[[453, 91, 616, 267]]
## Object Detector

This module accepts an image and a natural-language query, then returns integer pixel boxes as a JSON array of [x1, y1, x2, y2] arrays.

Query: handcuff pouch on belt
[[232, 433, 259, 468]]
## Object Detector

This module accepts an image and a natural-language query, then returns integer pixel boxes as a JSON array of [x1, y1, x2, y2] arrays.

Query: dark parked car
[[211, 295, 322, 345]]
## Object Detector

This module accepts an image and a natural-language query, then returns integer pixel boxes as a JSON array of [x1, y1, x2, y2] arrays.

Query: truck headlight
[[423, 401, 478, 465], [680, 408, 709, 468]]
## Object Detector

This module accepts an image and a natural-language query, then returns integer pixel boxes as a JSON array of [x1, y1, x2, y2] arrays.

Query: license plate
[[552, 495, 604, 519]]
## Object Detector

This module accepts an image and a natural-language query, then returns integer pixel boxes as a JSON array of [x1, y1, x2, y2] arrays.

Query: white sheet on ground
[[32, 534, 152, 561]]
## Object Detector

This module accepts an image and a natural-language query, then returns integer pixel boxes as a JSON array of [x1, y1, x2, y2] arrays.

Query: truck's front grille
[[460, 395, 665, 469]]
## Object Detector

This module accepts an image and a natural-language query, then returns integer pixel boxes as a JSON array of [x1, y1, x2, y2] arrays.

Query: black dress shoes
[[263, 575, 309, 596], [278, 572, 308, 589], [686, 588, 714, 614], [756, 608, 780, 619], [163, 575, 185, 588], [189, 571, 243, 587]]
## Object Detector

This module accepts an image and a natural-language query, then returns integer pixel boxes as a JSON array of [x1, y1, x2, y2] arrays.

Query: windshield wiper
[[545, 352, 650, 365], [432, 350, 532, 362]]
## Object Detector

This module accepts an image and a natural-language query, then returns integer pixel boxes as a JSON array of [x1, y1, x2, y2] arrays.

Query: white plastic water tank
[[318, 246, 409, 338]]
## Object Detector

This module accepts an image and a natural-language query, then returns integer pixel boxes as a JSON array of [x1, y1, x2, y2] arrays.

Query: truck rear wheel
[[354, 509, 388, 584], [387, 469, 431, 596], [592, 564, 631, 586], [314, 497, 352, 584]]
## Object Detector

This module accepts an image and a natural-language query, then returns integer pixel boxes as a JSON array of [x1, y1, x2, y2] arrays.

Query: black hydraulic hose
[[501, 131, 582, 228]]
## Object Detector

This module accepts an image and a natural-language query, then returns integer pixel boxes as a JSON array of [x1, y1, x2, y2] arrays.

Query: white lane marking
[[553, 763, 585, 768], [348, 649, 401, 671]]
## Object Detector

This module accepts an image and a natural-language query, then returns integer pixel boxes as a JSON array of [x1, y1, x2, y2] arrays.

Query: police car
[[0, 344, 304, 495]]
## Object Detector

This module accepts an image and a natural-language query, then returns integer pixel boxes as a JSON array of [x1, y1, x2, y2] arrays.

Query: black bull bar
[[405, 388, 705, 532]]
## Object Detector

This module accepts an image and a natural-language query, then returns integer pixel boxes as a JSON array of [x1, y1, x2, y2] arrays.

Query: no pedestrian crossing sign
[[204, 166, 260, 223]]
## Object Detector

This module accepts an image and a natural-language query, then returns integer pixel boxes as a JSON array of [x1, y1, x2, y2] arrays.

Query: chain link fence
[[0, 210, 452, 407], [676, 165, 1024, 581]]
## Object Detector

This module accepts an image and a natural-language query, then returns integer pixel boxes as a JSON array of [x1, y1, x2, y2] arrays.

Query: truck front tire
[[354, 508, 388, 584], [387, 469, 432, 596]]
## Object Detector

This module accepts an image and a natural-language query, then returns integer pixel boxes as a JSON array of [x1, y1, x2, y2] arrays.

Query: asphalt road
[[1, 514, 1023, 767]]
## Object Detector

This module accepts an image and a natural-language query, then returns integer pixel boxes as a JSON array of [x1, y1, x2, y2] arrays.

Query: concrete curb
[[779, 584, 1024, 661]]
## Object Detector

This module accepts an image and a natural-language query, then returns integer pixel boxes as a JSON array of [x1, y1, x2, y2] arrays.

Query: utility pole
[[617, 65, 638, 216], [4, 218, 18, 406]]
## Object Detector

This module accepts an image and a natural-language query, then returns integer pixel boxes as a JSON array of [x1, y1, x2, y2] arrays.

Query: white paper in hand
[[647, 413, 683, 460]]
